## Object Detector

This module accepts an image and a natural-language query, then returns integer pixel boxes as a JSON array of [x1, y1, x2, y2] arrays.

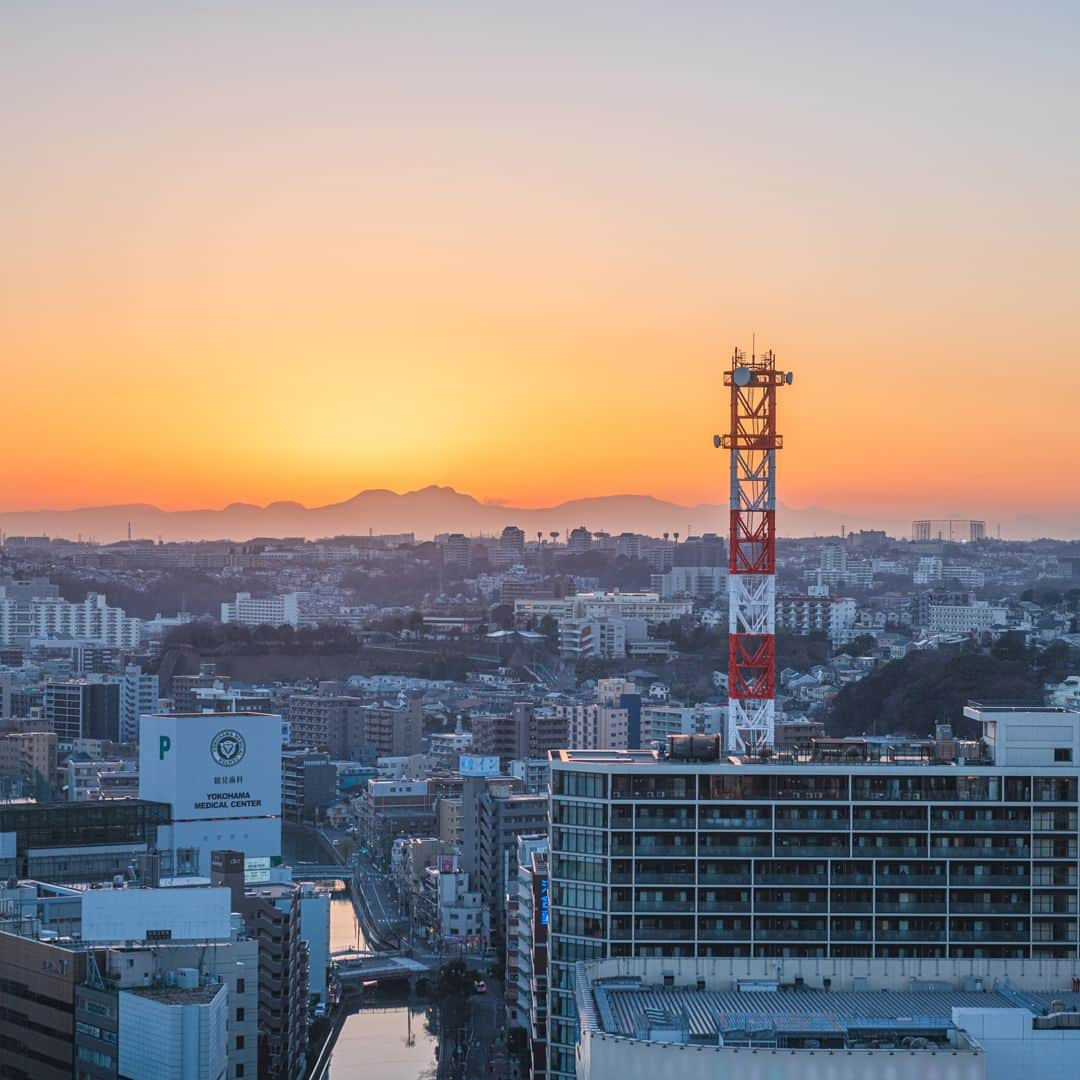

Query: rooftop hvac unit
[[175, 968, 199, 989]]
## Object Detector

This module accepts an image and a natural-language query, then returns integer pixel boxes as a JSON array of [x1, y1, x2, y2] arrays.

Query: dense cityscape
[[5, 5, 1078, 1080], [3, 498, 1080, 1079]]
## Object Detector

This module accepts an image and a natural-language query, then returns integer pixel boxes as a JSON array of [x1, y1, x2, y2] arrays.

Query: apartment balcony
[[698, 927, 752, 941], [700, 817, 772, 830], [831, 872, 874, 886], [754, 928, 828, 941], [876, 872, 947, 886], [952, 902, 1031, 915], [854, 846, 928, 860], [852, 818, 929, 832], [623, 842, 697, 857], [632, 872, 696, 886], [931, 818, 1031, 832], [831, 901, 874, 913], [699, 871, 753, 885], [697, 900, 751, 914], [634, 819, 697, 832], [952, 873, 1031, 887], [876, 902, 947, 914], [755, 873, 828, 886], [631, 926, 697, 941], [774, 845, 851, 859], [950, 930, 1030, 942], [937, 847, 1032, 860], [754, 901, 828, 914], [773, 817, 850, 831], [700, 845, 772, 858], [830, 926, 872, 940], [624, 902, 695, 914], [875, 929, 947, 941]]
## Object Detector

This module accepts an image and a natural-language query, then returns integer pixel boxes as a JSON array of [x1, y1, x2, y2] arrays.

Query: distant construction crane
[[714, 347, 793, 754]]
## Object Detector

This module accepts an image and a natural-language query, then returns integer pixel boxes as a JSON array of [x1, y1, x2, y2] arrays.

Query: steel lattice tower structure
[[715, 347, 793, 753]]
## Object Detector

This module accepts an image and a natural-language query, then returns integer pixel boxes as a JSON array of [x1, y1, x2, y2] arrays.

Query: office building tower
[[45, 680, 120, 744]]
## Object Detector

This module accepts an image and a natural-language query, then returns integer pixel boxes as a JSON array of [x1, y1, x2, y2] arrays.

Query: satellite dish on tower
[[733, 366, 752, 386]]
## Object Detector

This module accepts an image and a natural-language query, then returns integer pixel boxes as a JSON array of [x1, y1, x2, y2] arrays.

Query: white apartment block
[[515, 592, 692, 628], [558, 618, 646, 660], [651, 565, 727, 600], [120, 664, 159, 743], [776, 594, 857, 642], [0, 590, 141, 648], [915, 556, 944, 585], [553, 701, 630, 751], [640, 704, 726, 747], [577, 592, 693, 623], [221, 591, 302, 628], [943, 563, 987, 589], [929, 601, 996, 634]]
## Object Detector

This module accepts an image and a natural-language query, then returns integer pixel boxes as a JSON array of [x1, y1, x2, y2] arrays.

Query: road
[[352, 856, 407, 947], [465, 977, 510, 1080]]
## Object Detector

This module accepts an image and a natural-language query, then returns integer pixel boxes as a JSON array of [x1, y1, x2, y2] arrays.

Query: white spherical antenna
[[733, 366, 752, 387]]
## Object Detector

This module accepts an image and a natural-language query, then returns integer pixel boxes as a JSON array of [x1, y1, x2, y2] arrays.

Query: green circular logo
[[210, 729, 246, 768]]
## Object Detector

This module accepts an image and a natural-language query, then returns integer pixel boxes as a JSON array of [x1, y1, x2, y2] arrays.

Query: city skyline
[[3, 4, 1078, 520], [0, 483, 1073, 544]]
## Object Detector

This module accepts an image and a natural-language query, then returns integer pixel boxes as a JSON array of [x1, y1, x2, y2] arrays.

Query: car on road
[[473, 979, 487, 994]]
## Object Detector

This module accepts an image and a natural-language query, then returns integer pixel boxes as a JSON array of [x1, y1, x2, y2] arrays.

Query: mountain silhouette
[[0, 487, 865, 544]]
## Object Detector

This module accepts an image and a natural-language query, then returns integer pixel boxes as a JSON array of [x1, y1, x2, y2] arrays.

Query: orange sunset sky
[[2, 5, 1078, 525]]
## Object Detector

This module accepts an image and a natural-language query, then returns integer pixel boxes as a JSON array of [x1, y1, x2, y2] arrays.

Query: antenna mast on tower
[[714, 346, 793, 754]]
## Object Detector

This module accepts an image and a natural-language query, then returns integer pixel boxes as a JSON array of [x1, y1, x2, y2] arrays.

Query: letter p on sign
[[159, 735, 172, 760]]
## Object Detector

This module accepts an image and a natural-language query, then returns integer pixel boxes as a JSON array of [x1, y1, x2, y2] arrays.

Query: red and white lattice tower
[[715, 347, 793, 754]]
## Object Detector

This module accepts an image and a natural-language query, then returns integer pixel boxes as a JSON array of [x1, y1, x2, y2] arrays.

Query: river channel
[[324, 889, 438, 1078]]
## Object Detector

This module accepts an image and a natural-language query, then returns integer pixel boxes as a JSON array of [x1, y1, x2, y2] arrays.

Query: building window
[[236, 978, 245, 994], [1055, 748, 1073, 763], [236, 1007, 245, 1021], [236, 1035, 245, 1049]]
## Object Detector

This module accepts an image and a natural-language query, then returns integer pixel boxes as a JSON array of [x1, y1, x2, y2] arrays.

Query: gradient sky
[[2, 3, 1078, 524]]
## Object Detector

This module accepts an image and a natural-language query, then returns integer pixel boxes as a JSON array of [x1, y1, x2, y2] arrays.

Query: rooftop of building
[[580, 967, 1080, 1052], [125, 983, 222, 1005]]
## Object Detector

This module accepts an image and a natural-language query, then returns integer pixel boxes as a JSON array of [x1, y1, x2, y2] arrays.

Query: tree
[[836, 634, 877, 658], [538, 613, 558, 646], [490, 603, 514, 631]]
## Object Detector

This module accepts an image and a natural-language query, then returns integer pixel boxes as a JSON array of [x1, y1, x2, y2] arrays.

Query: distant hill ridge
[[0, 485, 856, 544]]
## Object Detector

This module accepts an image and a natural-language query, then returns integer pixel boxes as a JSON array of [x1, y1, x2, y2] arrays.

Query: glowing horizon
[[3, 5, 1078, 524]]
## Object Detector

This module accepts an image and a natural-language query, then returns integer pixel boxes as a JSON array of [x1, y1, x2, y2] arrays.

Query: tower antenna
[[714, 345, 793, 753]]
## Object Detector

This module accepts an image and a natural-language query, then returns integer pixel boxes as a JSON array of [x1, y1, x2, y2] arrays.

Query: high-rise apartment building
[[443, 533, 471, 567], [461, 775, 548, 943], [545, 706, 1080, 1080], [507, 835, 550, 1080], [212, 851, 310, 1080], [119, 664, 159, 743], [220, 591, 303, 629], [286, 692, 364, 754], [471, 703, 568, 767], [776, 594, 857, 641], [0, 585, 141, 648], [566, 528, 592, 555], [495, 526, 527, 567]]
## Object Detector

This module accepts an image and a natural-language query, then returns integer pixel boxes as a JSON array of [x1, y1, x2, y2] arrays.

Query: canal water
[[326, 889, 437, 1078]]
